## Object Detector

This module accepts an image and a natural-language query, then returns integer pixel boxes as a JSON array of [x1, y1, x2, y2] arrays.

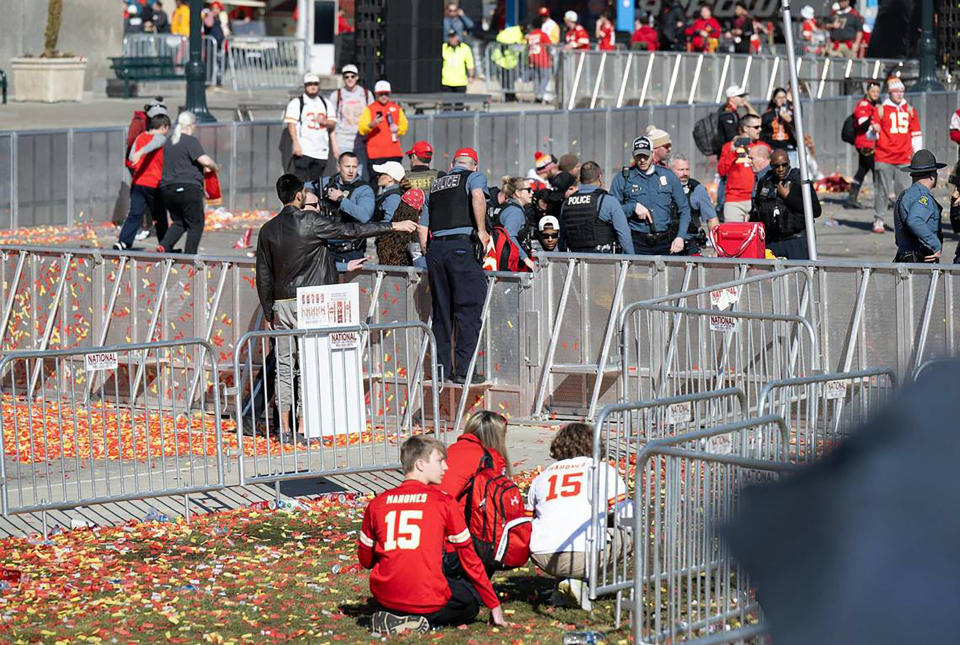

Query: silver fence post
[[8, 132, 16, 229], [229, 122, 238, 213], [66, 129, 75, 228]]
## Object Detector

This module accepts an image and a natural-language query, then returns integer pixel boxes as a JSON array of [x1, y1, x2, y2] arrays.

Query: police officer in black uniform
[[559, 161, 635, 254], [318, 151, 376, 267], [750, 148, 821, 259], [420, 147, 490, 385], [405, 140, 441, 191]]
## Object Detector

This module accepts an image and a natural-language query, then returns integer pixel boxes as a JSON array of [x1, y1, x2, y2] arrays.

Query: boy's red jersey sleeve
[[358, 501, 377, 569], [909, 108, 921, 136], [442, 496, 501, 610]]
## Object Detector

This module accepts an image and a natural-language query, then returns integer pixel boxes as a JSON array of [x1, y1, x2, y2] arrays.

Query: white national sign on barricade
[[84, 352, 118, 371], [297, 283, 366, 438], [709, 314, 738, 332]]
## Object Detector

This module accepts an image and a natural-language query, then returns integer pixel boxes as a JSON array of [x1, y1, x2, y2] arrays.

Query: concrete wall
[[0, 0, 123, 95]]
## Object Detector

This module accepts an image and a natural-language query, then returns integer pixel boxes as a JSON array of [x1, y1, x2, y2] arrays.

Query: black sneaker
[[370, 611, 429, 636], [451, 372, 487, 385], [112, 242, 126, 251]]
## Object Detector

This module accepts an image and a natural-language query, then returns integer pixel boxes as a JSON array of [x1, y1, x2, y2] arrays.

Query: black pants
[[292, 155, 327, 187], [426, 236, 486, 381], [442, 85, 467, 93], [380, 576, 479, 627], [631, 232, 673, 256], [852, 148, 875, 186], [767, 234, 810, 260], [159, 183, 205, 254], [367, 156, 403, 188], [118, 184, 166, 247]]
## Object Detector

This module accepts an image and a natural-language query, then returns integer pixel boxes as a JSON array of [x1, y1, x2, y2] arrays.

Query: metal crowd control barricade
[[757, 368, 898, 463], [0, 339, 225, 517], [482, 42, 563, 105], [620, 267, 817, 411], [234, 321, 441, 486], [226, 37, 307, 91], [632, 417, 796, 642], [122, 33, 221, 85], [587, 388, 749, 605]]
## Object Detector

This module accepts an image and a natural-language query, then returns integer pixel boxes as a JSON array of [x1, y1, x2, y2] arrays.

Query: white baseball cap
[[725, 85, 748, 98], [341, 64, 359, 75], [303, 72, 320, 85], [374, 80, 392, 94], [564, 10, 578, 22], [800, 5, 815, 19], [538, 215, 559, 231], [373, 161, 406, 182]]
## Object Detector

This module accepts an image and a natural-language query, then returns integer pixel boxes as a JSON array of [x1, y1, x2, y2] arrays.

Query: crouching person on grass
[[527, 423, 633, 611], [358, 436, 507, 635]]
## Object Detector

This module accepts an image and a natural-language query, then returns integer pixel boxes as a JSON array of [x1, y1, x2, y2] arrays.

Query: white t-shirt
[[329, 85, 374, 153], [526, 456, 632, 555], [284, 94, 333, 160]]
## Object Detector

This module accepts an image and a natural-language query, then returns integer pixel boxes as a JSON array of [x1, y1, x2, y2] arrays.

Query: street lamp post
[[910, 0, 944, 92], [184, 0, 215, 122]]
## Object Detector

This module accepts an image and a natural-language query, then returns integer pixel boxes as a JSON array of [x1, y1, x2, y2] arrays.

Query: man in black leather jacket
[[255, 173, 418, 443]]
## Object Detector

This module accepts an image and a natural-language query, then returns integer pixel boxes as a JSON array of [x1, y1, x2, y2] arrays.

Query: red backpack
[[459, 449, 531, 571]]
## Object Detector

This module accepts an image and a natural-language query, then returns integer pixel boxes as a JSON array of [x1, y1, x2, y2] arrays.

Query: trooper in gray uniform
[[610, 136, 691, 255], [893, 149, 946, 263]]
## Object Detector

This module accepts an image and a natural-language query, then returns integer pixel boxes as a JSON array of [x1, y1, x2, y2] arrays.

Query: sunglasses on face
[[304, 200, 320, 208], [541, 232, 558, 239], [518, 187, 532, 193], [305, 82, 320, 87], [343, 73, 357, 79], [745, 125, 760, 130]]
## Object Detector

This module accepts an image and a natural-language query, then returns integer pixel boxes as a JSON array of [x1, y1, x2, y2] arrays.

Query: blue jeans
[[118, 185, 166, 247]]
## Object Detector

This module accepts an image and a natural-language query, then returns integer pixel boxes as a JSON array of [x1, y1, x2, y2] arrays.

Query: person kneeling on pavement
[[750, 149, 821, 259], [527, 423, 633, 611], [358, 435, 507, 635]]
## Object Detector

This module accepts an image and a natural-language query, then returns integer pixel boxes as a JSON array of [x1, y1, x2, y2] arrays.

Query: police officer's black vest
[[428, 168, 474, 233], [683, 177, 702, 235], [752, 171, 806, 241], [407, 167, 440, 191], [373, 186, 403, 222], [562, 189, 617, 252]]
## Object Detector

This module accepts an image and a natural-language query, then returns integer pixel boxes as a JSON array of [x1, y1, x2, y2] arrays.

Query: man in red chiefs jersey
[[563, 11, 590, 50], [845, 81, 881, 209], [717, 114, 767, 222], [359, 436, 507, 635], [869, 77, 922, 234]]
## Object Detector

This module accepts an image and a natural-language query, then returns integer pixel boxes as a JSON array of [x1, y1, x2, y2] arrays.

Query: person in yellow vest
[[441, 29, 475, 93], [171, 0, 190, 36], [491, 24, 524, 102]]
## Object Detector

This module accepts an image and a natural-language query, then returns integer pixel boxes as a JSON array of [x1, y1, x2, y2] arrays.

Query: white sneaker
[[558, 578, 592, 611], [135, 229, 150, 241], [872, 219, 885, 234]]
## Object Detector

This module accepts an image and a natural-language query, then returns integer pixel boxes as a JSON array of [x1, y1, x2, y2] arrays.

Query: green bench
[[108, 56, 180, 98]]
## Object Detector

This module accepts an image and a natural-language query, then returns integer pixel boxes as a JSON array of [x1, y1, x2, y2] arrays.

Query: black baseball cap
[[633, 136, 653, 157]]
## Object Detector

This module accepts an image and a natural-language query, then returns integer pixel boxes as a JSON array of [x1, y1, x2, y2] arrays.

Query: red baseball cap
[[406, 140, 433, 159], [453, 147, 478, 163], [401, 188, 425, 211], [538, 6, 549, 15]]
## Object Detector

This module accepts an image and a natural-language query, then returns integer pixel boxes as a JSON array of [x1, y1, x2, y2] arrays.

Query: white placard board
[[297, 283, 366, 438]]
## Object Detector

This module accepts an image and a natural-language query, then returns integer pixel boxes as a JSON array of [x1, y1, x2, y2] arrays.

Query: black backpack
[[693, 112, 722, 156], [840, 114, 857, 145]]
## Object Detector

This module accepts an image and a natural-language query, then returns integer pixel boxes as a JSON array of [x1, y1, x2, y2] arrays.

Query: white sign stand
[[296, 283, 366, 438]]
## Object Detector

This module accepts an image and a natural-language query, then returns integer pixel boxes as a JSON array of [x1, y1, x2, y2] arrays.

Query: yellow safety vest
[[442, 43, 473, 87], [491, 26, 524, 70]]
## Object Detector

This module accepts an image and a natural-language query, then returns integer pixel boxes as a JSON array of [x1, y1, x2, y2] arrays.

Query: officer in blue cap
[[893, 149, 947, 263], [610, 136, 691, 255]]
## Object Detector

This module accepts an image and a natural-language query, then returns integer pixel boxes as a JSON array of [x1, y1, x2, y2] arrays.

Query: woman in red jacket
[[440, 410, 511, 510]]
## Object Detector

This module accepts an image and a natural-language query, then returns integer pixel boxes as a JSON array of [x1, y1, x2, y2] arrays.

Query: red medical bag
[[710, 222, 766, 259]]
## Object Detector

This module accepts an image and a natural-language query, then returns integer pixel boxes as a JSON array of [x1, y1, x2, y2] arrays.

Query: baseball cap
[[645, 126, 671, 148], [374, 80, 392, 94], [633, 136, 653, 157], [800, 5, 815, 19], [406, 141, 434, 159], [454, 147, 479, 163], [538, 6, 549, 16], [447, 28, 458, 36], [303, 72, 320, 85], [372, 161, 406, 182], [401, 188, 426, 211], [725, 85, 747, 98], [564, 10, 578, 22], [341, 64, 359, 75], [538, 215, 559, 231]]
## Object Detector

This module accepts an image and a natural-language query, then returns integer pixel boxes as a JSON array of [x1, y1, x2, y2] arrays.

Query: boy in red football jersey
[[359, 436, 507, 635], [869, 77, 922, 233]]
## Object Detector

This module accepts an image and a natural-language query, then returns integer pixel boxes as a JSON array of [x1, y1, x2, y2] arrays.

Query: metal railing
[[4, 91, 960, 228], [757, 368, 898, 463], [482, 42, 564, 104], [0, 339, 224, 516], [233, 321, 441, 486], [587, 388, 749, 604], [632, 417, 795, 641], [226, 36, 307, 91], [122, 33, 222, 86]]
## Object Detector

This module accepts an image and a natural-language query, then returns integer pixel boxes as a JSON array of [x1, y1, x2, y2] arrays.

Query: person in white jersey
[[329, 64, 374, 179], [526, 422, 633, 611], [284, 72, 335, 186]]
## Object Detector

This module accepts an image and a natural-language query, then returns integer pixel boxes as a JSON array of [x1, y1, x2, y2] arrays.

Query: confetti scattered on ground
[[0, 223, 113, 248], [0, 483, 626, 643]]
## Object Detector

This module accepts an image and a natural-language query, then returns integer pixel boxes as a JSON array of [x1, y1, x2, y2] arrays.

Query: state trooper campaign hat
[[632, 136, 653, 157], [902, 149, 947, 175]]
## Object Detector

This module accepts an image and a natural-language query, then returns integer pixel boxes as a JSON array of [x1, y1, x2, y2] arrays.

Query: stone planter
[[10, 56, 87, 103]]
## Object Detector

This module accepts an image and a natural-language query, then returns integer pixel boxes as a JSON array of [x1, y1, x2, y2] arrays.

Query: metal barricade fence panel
[[0, 339, 224, 516], [632, 417, 793, 641], [71, 128, 127, 227], [234, 321, 441, 486], [195, 123, 235, 207], [234, 121, 283, 213], [226, 37, 306, 91], [0, 133, 13, 228], [757, 368, 897, 463], [587, 388, 750, 602], [16, 131, 69, 228], [122, 34, 220, 86]]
